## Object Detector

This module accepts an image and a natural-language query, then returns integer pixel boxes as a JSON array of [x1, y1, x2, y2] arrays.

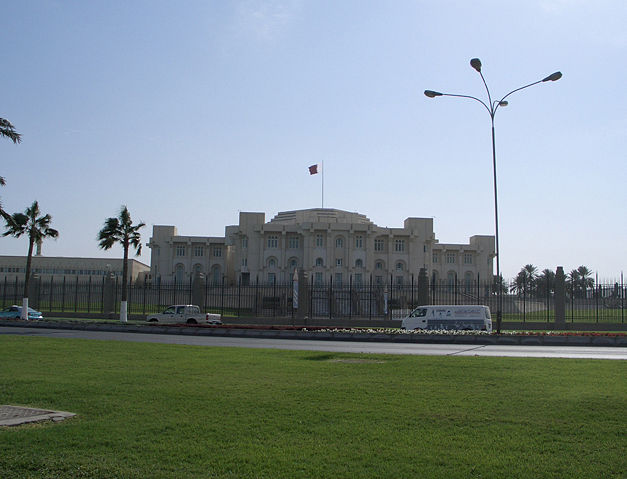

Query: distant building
[[147, 208, 495, 286], [0, 255, 150, 283]]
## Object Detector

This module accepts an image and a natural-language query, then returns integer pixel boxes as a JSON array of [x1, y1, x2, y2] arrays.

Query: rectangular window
[[314, 272, 323, 285], [267, 272, 276, 284], [336, 258, 343, 267], [335, 273, 343, 286], [315, 234, 324, 248], [267, 235, 278, 248], [176, 245, 185, 257], [464, 253, 473, 264], [193, 246, 204, 257], [354, 273, 363, 286], [395, 276, 404, 286], [288, 236, 299, 249], [374, 239, 384, 252], [355, 235, 363, 248], [336, 237, 344, 248], [242, 258, 247, 266], [432, 253, 439, 263], [241, 236, 248, 249], [214, 247, 222, 257], [446, 253, 456, 264], [395, 239, 405, 252]]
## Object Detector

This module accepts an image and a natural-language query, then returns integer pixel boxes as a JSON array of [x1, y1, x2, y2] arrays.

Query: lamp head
[[470, 58, 482, 72], [542, 71, 562, 82], [498, 101, 508, 107], [424, 90, 443, 98]]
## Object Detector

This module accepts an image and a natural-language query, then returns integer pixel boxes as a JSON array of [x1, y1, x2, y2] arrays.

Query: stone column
[[192, 272, 206, 309], [28, 274, 41, 310], [103, 272, 116, 316], [417, 268, 430, 306], [554, 266, 566, 328], [296, 270, 309, 321]]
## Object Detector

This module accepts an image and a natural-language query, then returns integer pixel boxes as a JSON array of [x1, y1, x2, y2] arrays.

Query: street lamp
[[425, 58, 561, 333]]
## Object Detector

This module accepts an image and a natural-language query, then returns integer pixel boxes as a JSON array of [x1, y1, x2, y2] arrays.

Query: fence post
[[417, 268, 429, 306], [74, 276, 79, 313], [103, 273, 116, 317], [192, 272, 206, 310], [554, 266, 566, 328], [61, 277, 66, 313]]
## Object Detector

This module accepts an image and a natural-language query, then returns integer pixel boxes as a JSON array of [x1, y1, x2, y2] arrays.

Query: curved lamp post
[[425, 58, 561, 333]]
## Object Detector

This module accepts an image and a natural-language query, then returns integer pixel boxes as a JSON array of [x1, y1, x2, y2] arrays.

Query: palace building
[[147, 208, 495, 286]]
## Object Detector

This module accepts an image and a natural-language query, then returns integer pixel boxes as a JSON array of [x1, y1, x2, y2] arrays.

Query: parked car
[[0, 305, 44, 321], [146, 305, 222, 325]]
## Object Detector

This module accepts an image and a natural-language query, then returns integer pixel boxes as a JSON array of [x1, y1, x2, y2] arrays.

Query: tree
[[98, 206, 145, 322], [510, 264, 538, 296], [567, 266, 594, 298], [0, 118, 21, 144], [3, 201, 59, 319], [1, 117, 21, 218], [535, 268, 556, 297]]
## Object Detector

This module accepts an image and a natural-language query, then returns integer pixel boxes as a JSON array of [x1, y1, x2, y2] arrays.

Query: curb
[[1, 320, 626, 347]]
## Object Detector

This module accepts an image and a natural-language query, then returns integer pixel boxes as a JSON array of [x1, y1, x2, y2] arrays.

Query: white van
[[401, 305, 492, 332]]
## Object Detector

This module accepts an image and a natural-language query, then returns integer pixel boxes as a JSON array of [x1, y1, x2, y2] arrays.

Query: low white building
[[147, 208, 495, 286], [0, 255, 150, 283]]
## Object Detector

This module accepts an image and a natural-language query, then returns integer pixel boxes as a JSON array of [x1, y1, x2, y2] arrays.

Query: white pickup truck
[[146, 305, 222, 325]]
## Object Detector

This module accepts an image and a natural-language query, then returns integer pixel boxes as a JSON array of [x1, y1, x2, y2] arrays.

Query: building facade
[[147, 225, 227, 284], [147, 209, 495, 287], [0, 255, 150, 283]]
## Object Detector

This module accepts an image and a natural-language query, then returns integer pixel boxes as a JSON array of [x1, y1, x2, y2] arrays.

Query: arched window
[[335, 237, 344, 248], [396, 262, 404, 272], [288, 258, 298, 270], [315, 257, 324, 267], [355, 259, 363, 268], [175, 264, 185, 283], [375, 261, 384, 270], [268, 258, 277, 268]]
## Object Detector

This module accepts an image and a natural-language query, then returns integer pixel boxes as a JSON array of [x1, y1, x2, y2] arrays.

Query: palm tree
[[536, 269, 556, 297], [1, 117, 21, 218], [98, 206, 145, 322], [0, 118, 21, 144], [3, 201, 59, 319], [510, 264, 538, 296]]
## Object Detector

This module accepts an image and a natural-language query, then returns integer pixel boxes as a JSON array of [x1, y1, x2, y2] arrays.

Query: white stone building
[[147, 208, 495, 287]]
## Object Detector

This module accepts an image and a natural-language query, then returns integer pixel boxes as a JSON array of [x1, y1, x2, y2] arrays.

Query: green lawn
[[1, 337, 625, 478]]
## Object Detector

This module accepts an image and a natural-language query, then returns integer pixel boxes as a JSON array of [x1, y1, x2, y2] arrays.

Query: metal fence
[[1, 274, 625, 325]]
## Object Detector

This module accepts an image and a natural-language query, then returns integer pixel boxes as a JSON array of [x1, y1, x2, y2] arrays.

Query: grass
[[1, 337, 626, 478]]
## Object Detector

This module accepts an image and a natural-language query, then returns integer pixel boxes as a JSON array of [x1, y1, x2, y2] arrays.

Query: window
[[315, 257, 324, 267], [395, 276, 404, 286], [335, 273, 343, 286], [241, 236, 248, 248], [242, 258, 248, 266], [314, 272, 323, 285], [395, 239, 405, 252], [355, 259, 363, 268], [464, 253, 473, 264], [354, 273, 363, 286], [267, 272, 276, 284], [268, 258, 277, 268], [214, 247, 222, 257], [288, 236, 299, 249], [176, 245, 185, 257], [336, 258, 343, 267], [289, 259, 297, 269], [396, 262, 404, 272], [355, 235, 363, 248], [446, 253, 456, 264], [374, 239, 384, 252], [193, 246, 204, 257], [267, 235, 278, 248], [336, 237, 344, 248], [375, 261, 384, 270], [315, 234, 324, 247], [375, 275, 383, 285], [432, 253, 439, 263]]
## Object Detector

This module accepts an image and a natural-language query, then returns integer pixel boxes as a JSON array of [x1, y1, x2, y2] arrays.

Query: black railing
[[0, 275, 625, 324]]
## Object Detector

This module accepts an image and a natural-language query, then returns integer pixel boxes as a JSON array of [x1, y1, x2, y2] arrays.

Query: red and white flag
[[308, 164, 321, 175]]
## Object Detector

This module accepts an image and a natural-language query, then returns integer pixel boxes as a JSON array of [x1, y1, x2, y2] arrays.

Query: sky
[[1, 0, 625, 281]]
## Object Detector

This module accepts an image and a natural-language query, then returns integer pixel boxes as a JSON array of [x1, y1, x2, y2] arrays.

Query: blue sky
[[1, 0, 625, 280]]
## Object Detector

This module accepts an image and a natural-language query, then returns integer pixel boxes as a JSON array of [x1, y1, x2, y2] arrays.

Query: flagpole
[[321, 160, 324, 208]]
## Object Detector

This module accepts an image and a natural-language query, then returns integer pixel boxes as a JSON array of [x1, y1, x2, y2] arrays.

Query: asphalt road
[[2, 326, 627, 359]]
